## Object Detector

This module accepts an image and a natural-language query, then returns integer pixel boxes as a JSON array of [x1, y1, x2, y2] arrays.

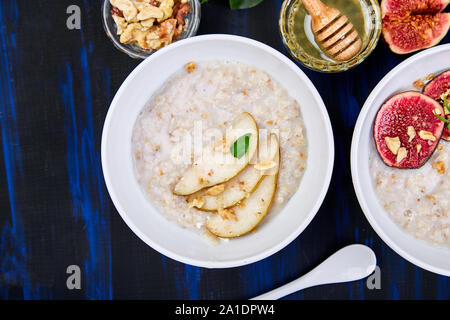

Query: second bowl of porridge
[[352, 44, 450, 276], [102, 35, 334, 268]]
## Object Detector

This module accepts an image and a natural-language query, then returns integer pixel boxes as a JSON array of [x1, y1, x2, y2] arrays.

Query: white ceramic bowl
[[102, 35, 334, 268], [351, 44, 450, 276]]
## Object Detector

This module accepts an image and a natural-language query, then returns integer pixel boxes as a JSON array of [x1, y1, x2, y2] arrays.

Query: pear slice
[[174, 112, 258, 196], [206, 145, 279, 238], [188, 134, 279, 211]]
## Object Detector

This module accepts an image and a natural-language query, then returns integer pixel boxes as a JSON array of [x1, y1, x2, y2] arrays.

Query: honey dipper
[[302, 0, 362, 61]]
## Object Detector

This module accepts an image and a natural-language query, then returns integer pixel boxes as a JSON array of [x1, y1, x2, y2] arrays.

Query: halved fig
[[187, 134, 279, 211], [374, 91, 445, 168], [381, 0, 450, 54], [206, 146, 279, 238], [174, 112, 258, 196], [423, 70, 450, 141]]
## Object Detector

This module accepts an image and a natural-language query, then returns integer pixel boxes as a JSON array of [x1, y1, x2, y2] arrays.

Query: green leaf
[[433, 110, 450, 123], [443, 96, 450, 114], [434, 96, 450, 130], [201, 0, 208, 3], [229, 0, 264, 10], [230, 133, 251, 158]]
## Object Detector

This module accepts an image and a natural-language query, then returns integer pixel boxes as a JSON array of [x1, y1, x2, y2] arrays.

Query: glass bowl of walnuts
[[103, 0, 201, 59]]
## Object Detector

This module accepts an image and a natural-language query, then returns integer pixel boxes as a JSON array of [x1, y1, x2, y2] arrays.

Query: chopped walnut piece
[[425, 73, 435, 81], [110, 0, 138, 21], [132, 27, 150, 48], [413, 79, 425, 89], [418, 130, 436, 141], [218, 207, 237, 221], [437, 143, 443, 151], [175, 2, 191, 25], [174, 24, 183, 39], [110, 0, 189, 51], [112, 14, 128, 35], [140, 18, 155, 28], [137, 4, 164, 20], [188, 196, 204, 208], [433, 161, 445, 174], [396, 147, 407, 163], [159, 0, 175, 21], [407, 126, 416, 142], [120, 23, 142, 45], [111, 6, 124, 18], [205, 184, 225, 196], [385, 136, 401, 155], [254, 160, 276, 171], [416, 144, 422, 153], [185, 61, 196, 73], [157, 18, 177, 46]]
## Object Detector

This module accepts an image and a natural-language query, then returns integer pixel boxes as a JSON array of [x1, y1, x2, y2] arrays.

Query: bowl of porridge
[[351, 44, 450, 276], [102, 35, 334, 268]]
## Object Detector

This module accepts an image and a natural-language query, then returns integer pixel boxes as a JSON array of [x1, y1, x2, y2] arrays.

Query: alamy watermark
[[66, 5, 81, 30], [152, 120, 280, 167], [366, 266, 381, 290], [66, 265, 81, 290]]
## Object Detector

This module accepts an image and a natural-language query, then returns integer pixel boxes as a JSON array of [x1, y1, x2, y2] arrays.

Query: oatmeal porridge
[[371, 142, 450, 247], [132, 61, 307, 236]]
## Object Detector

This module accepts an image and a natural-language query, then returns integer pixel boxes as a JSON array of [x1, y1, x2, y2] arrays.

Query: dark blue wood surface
[[0, 0, 448, 299]]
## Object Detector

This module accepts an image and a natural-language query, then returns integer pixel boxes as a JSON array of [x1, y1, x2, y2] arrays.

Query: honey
[[290, 0, 368, 61], [279, 0, 381, 72]]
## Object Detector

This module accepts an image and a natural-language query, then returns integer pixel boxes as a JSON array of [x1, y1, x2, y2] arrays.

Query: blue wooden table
[[0, 0, 448, 299]]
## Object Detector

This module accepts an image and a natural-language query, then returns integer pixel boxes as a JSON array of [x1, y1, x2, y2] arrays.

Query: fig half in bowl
[[374, 91, 445, 169], [423, 69, 450, 141], [381, 0, 450, 54]]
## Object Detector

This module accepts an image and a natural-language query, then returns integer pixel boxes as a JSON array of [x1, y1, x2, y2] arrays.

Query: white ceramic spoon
[[251, 244, 376, 300]]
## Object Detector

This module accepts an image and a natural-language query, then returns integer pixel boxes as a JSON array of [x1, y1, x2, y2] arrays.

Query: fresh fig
[[381, 0, 450, 54], [374, 91, 445, 169], [423, 70, 450, 141]]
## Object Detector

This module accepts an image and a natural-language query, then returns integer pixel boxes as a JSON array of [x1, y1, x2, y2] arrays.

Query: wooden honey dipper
[[302, 0, 362, 61]]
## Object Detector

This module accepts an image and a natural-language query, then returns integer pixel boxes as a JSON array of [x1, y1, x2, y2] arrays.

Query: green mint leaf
[[201, 0, 208, 3], [433, 110, 450, 123], [230, 133, 251, 159], [229, 0, 264, 10], [443, 96, 450, 113]]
